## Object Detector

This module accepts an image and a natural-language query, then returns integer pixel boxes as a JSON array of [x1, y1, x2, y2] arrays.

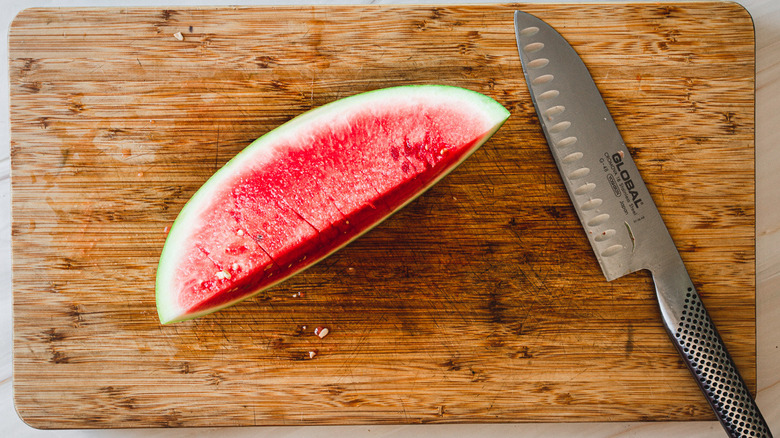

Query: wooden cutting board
[[10, 3, 755, 429]]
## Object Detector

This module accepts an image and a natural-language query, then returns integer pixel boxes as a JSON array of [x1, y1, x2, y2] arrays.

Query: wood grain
[[9, 3, 755, 429]]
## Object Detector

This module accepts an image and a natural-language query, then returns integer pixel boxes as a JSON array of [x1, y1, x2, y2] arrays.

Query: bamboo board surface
[[10, 3, 755, 429]]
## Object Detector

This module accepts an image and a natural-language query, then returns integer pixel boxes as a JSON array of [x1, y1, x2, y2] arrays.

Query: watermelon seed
[[215, 270, 231, 280], [314, 327, 329, 338], [308, 350, 318, 359], [255, 234, 263, 241], [237, 229, 244, 236]]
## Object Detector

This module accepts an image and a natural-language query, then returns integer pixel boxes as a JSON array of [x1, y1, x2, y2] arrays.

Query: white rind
[[156, 85, 510, 324]]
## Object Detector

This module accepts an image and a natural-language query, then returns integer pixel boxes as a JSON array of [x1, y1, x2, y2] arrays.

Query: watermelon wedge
[[156, 85, 510, 324]]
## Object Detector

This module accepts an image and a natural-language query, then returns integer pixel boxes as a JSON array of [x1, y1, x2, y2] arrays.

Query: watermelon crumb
[[314, 327, 329, 338], [155, 85, 510, 324]]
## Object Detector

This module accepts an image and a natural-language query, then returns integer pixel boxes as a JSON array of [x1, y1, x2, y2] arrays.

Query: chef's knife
[[514, 10, 772, 438]]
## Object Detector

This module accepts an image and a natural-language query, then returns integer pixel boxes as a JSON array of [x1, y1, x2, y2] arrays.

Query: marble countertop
[[2, 0, 778, 437]]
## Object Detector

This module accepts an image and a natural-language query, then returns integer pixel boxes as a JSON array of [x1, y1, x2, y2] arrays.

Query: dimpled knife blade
[[514, 10, 772, 438]]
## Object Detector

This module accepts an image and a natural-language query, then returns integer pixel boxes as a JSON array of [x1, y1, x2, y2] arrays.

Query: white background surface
[[2, 0, 778, 437]]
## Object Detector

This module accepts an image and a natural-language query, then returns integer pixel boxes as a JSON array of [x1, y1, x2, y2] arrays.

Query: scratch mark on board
[[214, 126, 221, 171]]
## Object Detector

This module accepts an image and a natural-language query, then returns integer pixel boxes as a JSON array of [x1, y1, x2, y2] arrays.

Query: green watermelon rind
[[156, 85, 510, 324]]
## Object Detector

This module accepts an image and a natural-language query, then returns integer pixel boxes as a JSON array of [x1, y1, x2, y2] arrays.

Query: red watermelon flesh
[[156, 85, 510, 324]]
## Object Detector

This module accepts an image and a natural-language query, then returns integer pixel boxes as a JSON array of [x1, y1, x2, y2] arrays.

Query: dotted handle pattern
[[673, 289, 773, 438]]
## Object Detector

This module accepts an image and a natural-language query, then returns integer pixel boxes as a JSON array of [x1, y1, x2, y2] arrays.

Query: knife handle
[[653, 264, 773, 438]]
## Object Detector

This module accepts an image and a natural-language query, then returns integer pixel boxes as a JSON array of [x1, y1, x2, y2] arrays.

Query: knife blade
[[514, 10, 772, 438]]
